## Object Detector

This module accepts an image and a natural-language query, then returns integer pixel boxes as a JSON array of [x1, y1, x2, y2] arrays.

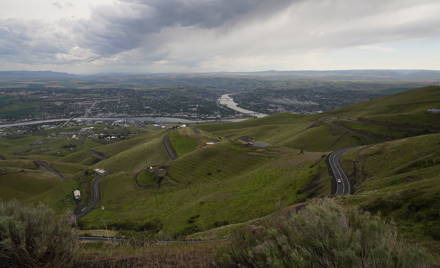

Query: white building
[[94, 168, 106, 175], [73, 190, 81, 200], [80, 127, 94, 133]]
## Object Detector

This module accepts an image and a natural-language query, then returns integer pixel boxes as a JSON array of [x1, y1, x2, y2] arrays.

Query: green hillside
[[169, 128, 205, 157], [200, 86, 440, 152], [335, 86, 440, 116], [0, 167, 60, 200], [0, 85, 439, 257], [340, 133, 440, 251], [80, 140, 329, 234], [94, 134, 168, 173], [332, 86, 440, 133]]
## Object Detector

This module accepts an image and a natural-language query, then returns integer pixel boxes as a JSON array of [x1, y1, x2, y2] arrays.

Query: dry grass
[[75, 241, 224, 268]]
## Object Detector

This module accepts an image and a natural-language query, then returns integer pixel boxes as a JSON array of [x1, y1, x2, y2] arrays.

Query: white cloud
[[358, 45, 396, 53]]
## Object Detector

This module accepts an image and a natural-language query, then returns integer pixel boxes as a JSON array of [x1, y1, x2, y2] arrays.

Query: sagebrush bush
[[218, 199, 428, 268], [0, 200, 78, 268]]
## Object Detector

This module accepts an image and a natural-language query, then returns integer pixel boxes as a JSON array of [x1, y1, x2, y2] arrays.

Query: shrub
[[108, 221, 137, 230], [213, 221, 229, 228], [187, 215, 200, 224], [175, 225, 200, 238], [137, 219, 163, 233], [0, 200, 78, 268], [218, 199, 428, 268]]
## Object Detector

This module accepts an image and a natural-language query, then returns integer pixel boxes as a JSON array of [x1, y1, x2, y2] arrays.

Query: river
[[0, 94, 264, 129], [0, 116, 247, 129], [218, 94, 267, 118]]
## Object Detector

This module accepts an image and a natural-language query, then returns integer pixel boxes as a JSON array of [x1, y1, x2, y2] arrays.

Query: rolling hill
[[0, 85, 439, 255]]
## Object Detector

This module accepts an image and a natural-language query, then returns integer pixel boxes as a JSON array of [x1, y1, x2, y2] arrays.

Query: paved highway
[[74, 175, 103, 220], [328, 148, 351, 195], [79, 236, 125, 242]]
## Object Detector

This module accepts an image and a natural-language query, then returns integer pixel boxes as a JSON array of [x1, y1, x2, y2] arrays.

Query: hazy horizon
[[2, 69, 440, 76]]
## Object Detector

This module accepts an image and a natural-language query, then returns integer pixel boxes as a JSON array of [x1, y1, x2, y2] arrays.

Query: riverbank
[[218, 94, 267, 118], [0, 116, 246, 129]]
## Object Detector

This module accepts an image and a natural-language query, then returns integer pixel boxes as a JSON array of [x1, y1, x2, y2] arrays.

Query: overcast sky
[[0, 0, 439, 73]]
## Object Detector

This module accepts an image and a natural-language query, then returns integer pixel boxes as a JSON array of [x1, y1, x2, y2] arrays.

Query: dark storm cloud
[[77, 0, 297, 55], [1, 0, 440, 72]]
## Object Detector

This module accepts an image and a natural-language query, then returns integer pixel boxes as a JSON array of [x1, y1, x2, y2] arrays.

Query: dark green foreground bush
[[0, 200, 78, 268], [218, 199, 428, 268]]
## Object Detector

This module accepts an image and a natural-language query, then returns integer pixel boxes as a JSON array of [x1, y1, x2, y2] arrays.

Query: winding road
[[74, 174, 104, 220], [327, 148, 352, 195]]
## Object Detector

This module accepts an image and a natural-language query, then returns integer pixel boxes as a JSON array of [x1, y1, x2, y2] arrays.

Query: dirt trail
[[34, 160, 65, 180], [162, 133, 177, 160], [191, 127, 201, 135], [89, 149, 107, 160], [319, 116, 380, 141]]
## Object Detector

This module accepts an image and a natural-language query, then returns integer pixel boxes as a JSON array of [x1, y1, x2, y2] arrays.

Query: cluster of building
[[152, 124, 187, 129]]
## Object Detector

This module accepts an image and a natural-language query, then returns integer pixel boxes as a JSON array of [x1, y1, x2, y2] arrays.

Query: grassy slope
[[282, 123, 369, 152], [340, 134, 440, 251], [199, 114, 312, 145], [1, 86, 438, 245], [27, 178, 78, 211], [94, 133, 168, 173], [335, 86, 440, 116], [199, 86, 440, 152], [80, 140, 326, 234], [333, 86, 440, 132], [199, 113, 376, 152], [0, 128, 167, 212], [169, 128, 204, 157], [0, 168, 60, 200], [92, 129, 167, 158]]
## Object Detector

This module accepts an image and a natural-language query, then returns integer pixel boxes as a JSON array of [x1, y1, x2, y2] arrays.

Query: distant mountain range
[[0, 71, 76, 80], [1, 69, 440, 81]]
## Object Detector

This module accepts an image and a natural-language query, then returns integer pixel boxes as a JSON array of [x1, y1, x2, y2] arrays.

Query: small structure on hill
[[238, 136, 255, 145], [73, 190, 81, 200], [94, 168, 106, 175], [427, 108, 440, 113], [80, 127, 94, 133]]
